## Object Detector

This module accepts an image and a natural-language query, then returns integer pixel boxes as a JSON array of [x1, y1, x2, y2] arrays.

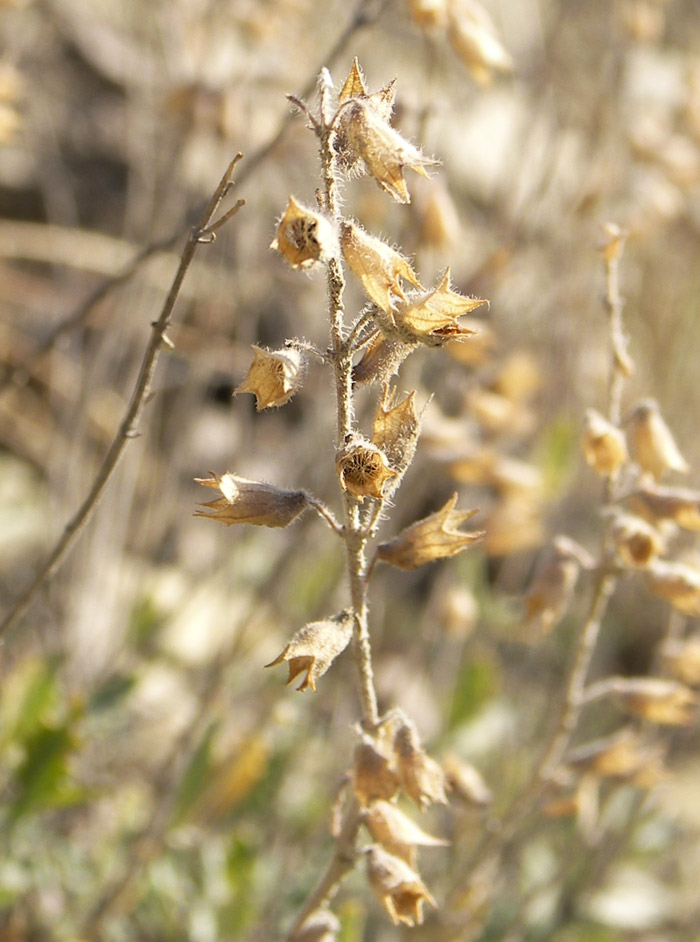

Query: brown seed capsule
[[340, 221, 422, 313], [336, 435, 398, 502], [606, 509, 663, 569], [270, 195, 338, 269], [645, 558, 700, 615], [447, 0, 514, 86], [372, 387, 421, 496], [353, 738, 401, 807], [378, 494, 483, 570], [582, 409, 629, 477], [626, 398, 689, 481], [612, 677, 698, 726], [352, 333, 417, 387], [264, 611, 354, 692], [290, 909, 340, 942], [520, 536, 593, 640], [443, 753, 493, 806], [393, 269, 487, 345], [393, 720, 449, 812], [194, 474, 308, 527], [564, 728, 665, 787], [365, 844, 437, 927], [363, 799, 448, 867], [625, 483, 700, 532], [235, 345, 305, 410], [661, 637, 700, 686]]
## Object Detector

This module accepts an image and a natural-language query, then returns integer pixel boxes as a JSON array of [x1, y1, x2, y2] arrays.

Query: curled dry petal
[[195, 473, 308, 527], [377, 493, 483, 570], [626, 398, 689, 481], [353, 739, 401, 807], [393, 269, 487, 345], [645, 559, 700, 615], [265, 611, 353, 692], [336, 435, 398, 502], [235, 345, 305, 410], [372, 387, 421, 494], [340, 221, 422, 313], [364, 799, 448, 866], [365, 844, 437, 927], [270, 195, 338, 269], [447, 0, 514, 86], [612, 677, 699, 726], [582, 409, 629, 477], [393, 720, 449, 811]]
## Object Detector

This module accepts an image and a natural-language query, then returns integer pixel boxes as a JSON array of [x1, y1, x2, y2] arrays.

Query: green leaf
[[9, 721, 76, 821], [174, 721, 218, 821], [447, 655, 499, 729], [87, 672, 136, 713]]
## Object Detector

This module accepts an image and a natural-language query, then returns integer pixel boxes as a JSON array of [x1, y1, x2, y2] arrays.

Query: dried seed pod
[[353, 738, 401, 807], [582, 409, 629, 477], [564, 728, 665, 787], [290, 909, 340, 942], [645, 558, 700, 615], [392, 269, 487, 345], [195, 474, 308, 527], [365, 844, 437, 927], [363, 799, 448, 866], [265, 611, 353, 692], [520, 536, 591, 639], [611, 677, 699, 726], [626, 483, 700, 532], [336, 435, 398, 502], [447, 0, 514, 86], [443, 753, 493, 806], [393, 720, 449, 812], [352, 332, 417, 387], [235, 345, 305, 410], [409, 0, 448, 30], [372, 387, 421, 495], [270, 195, 338, 269], [377, 493, 483, 570], [626, 398, 689, 480], [340, 221, 422, 313], [606, 509, 663, 569]]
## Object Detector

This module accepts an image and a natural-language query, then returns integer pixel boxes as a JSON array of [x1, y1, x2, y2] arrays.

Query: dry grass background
[[2, 0, 700, 939]]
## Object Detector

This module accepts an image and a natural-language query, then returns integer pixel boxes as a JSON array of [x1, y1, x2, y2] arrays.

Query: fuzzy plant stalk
[[196, 60, 486, 935]]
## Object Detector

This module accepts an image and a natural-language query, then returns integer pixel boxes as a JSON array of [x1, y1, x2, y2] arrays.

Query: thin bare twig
[[0, 155, 245, 641]]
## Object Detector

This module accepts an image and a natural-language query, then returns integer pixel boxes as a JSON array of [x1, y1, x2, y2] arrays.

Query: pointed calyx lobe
[[195, 474, 308, 527], [378, 493, 483, 569], [265, 611, 354, 692]]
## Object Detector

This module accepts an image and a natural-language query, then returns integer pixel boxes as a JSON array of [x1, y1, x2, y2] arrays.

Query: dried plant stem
[[0, 155, 245, 641]]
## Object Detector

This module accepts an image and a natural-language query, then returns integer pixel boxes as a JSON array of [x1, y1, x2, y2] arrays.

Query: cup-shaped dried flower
[[353, 738, 401, 807], [364, 844, 437, 927], [336, 435, 398, 502], [290, 909, 340, 942], [340, 221, 422, 313], [626, 483, 700, 532], [447, 0, 514, 86], [195, 474, 308, 527], [378, 493, 483, 570], [645, 558, 700, 615], [393, 720, 448, 811], [662, 637, 700, 686], [626, 398, 689, 480], [364, 800, 448, 867], [443, 753, 493, 806], [582, 409, 629, 477], [235, 345, 305, 410], [372, 387, 421, 497], [613, 677, 698, 726], [391, 269, 487, 346], [606, 509, 663, 569], [270, 195, 338, 269], [265, 611, 353, 692]]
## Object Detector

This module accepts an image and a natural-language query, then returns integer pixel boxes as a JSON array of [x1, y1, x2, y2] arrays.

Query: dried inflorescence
[[265, 611, 354, 692], [235, 344, 306, 410], [195, 474, 309, 527]]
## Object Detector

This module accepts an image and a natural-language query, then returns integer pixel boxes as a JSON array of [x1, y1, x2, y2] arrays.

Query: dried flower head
[[352, 333, 417, 387], [378, 493, 483, 570], [645, 558, 700, 615], [365, 844, 437, 926], [520, 537, 592, 639], [353, 738, 401, 807], [661, 637, 700, 686], [235, 345, 305, 410], [582, 409, 629, 477], [372, 387, 421, 496], [606, 509, 663, 569], [363, 799, 448, 866], [626, 398, 689, 481], [391, 269, 487, 345], [271, 195, 338, 269], [340, 221, 422, 313], [606, 677, 699, 726], [290, 909, 340, 942], [447, 0, 514, 86], [336, 435, 398, 502], [443, 753, 493, 806], [195, 474, 308, 527], [265, 611, 354, 692], [625, 483, 700, 532], [393, 720, 449, 811], [564, 728, 665, 787]]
